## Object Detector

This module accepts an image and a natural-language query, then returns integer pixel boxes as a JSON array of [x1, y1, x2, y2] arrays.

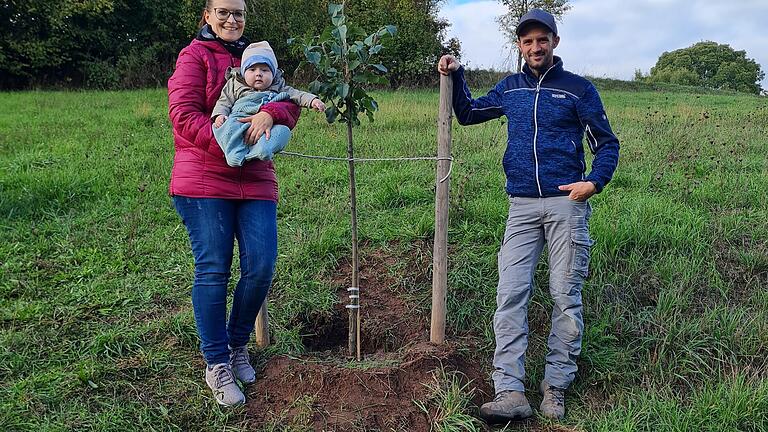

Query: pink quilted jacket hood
[[167, 38, 300, 200]]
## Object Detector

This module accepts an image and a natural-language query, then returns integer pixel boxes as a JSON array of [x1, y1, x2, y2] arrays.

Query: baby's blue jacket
[[213, 91, 292, 166]]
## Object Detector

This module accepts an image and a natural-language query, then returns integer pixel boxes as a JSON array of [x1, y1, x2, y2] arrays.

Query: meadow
[[1, 85, 767, 431]]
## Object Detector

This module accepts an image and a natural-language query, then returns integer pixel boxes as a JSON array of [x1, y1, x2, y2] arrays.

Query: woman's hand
[[238, 111, 274, 144]]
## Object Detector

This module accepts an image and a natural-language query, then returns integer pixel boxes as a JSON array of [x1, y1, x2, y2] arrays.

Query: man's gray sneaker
[[479, 390, 533, 424], [205, 363, 245, 407], [539, 380, 566, 420], [229, 345, 256, 384]]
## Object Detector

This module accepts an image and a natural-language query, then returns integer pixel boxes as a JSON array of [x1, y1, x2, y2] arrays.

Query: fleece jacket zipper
[[532, 64, 555, 197]]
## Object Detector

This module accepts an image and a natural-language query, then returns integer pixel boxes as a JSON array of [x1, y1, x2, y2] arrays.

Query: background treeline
[[0, 0, 460, 90]]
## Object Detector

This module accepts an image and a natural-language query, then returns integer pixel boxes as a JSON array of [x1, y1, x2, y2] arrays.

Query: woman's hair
[[198, 0, 214, 29], [198, 0, 248, 29]]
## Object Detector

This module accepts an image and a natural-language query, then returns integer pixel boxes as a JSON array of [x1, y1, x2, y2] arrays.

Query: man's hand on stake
[[558, 181, 597, 201], [437, 55, 460, 75]]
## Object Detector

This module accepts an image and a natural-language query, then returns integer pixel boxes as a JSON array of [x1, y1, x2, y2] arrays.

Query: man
[[437, 9, 619, 423]]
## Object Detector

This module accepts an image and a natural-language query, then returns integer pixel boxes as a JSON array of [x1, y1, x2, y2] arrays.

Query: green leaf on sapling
[[363, 98, 378, 112], [356, 48, 369, 63], [380, 25, 397, 37], [328, 3, 343, 17], [336, 83, 350, 99], [307, 51, 322, 65], [331, 42, 342, 57], [325, 106, 339, 123], [352, 87, 368, 100], [371, 64, 387, 73]]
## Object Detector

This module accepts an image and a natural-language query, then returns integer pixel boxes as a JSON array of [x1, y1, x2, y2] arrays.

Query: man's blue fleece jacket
[[451, 56, 619, 197]]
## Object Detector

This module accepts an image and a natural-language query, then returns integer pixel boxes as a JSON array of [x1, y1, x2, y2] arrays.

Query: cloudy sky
[[439, 0, 768, 90]]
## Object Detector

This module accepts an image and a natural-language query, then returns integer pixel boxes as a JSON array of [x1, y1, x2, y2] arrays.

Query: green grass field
[[1, 86, 767, 431]]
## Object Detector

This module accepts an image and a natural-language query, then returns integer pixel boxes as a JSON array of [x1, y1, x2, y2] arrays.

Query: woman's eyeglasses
[[212, 8, 246, 23]]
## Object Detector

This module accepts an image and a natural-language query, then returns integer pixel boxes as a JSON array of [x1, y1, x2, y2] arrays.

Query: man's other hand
[[558, 181, 597, 201]]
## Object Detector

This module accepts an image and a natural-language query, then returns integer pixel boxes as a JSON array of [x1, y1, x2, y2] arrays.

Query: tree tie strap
[[278, 152, 454, 183]]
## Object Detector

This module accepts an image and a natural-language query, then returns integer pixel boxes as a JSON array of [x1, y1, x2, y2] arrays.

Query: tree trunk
[[346, 120, 361, 360]]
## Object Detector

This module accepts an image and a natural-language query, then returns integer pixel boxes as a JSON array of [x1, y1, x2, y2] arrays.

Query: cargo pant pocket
[[569, 217, 594, 278]]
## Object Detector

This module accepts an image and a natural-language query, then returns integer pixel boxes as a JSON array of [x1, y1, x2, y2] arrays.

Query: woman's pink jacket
[[168, 39, 300, 201]]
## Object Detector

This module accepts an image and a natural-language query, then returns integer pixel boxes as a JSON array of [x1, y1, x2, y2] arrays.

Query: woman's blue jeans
[[173, 196, 277, 365]]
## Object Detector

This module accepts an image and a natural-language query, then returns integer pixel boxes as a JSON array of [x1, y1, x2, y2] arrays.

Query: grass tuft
[[415, 366, 485, 432]]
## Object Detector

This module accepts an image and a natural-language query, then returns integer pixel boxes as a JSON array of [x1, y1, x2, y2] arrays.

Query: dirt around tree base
[[243, 242, 492, 430], [243, 242, 559, 431], [245, 342, 492, 431]]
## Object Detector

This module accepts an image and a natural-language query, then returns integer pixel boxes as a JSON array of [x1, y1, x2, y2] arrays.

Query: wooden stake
[[431, 73, 453, 344], [255, 300, 270, 347], [346, 120, 361, 360]]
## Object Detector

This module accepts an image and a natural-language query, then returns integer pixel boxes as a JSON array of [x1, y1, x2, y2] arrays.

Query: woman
[[167, 0, 300, 407]]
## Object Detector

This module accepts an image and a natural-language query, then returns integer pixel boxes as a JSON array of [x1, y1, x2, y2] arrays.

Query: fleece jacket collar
[[522, 56, 564, 84]]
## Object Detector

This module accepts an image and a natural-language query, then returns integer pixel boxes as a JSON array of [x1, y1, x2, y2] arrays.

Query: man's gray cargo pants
[[492, 195, 594, 392]]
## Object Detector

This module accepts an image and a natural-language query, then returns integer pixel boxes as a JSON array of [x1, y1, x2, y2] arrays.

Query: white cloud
[[440, 1, 509, 70], [440, 0, 768, 89]]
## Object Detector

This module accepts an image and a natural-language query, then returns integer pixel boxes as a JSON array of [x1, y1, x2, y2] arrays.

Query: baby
[[212, 41, 325, 166]]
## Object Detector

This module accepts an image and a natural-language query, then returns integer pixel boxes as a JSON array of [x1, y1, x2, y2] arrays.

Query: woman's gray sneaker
[[229, 345, 256, 384], [539, 380, 566, 419], [205, 363, 245, 407], [479, 390, 533, 424]]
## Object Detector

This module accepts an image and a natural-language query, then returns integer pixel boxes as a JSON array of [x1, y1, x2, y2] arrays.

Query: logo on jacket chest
[[551, 93, 566, 99]]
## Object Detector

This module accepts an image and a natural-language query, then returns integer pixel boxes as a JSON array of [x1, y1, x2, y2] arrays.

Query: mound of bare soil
[[244, 242, 494, 431]]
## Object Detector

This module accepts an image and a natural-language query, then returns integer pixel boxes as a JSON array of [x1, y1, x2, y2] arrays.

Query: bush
[[646, 66, 701, 87], [116, 44, 178, 89], [648, 41, 764, 94], [83, 60, 121, 90], [463, 68, 510, 89], [0, 0, 458, 90]]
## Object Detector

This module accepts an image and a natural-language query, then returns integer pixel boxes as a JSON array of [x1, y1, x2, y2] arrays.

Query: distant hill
[[586, 76, 743, 95], [462, 68, 751, 96]]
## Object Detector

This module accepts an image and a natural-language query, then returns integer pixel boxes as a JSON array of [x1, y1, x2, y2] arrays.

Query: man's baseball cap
[[516, 9, 557, 36]]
